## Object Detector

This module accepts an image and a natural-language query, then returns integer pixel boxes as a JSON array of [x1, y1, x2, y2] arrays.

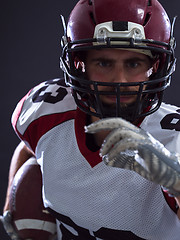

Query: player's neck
[[90, 115, 110, 147]]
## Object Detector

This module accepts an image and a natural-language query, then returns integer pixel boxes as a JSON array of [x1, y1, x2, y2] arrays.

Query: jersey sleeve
[[141, 102, 180, 154], [12, 78, 76, 152]]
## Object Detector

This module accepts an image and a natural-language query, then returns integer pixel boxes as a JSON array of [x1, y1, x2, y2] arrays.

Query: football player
[[2, 0, 180, 239]]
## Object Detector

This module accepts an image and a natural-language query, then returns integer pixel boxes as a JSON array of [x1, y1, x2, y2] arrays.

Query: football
[[9, 157, 56, 240]]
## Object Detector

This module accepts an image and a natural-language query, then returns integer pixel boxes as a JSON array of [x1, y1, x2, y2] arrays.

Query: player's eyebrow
[[90, 57, 115, 62], [124, 57, 150, 64], [89, 56, 150, 64]]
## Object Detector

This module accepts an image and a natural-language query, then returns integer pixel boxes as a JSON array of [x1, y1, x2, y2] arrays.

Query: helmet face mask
[[60, 0, 176, 123]]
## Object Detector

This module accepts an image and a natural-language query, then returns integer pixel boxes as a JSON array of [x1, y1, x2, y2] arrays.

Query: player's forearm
[[3, 141, 35, 212]]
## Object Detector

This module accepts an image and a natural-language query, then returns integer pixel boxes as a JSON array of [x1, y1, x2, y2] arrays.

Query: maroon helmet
[[60, 0, 176, 122]]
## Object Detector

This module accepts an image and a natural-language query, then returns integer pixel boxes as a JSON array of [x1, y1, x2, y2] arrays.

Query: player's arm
[[85, 117, 180, 219], [3, 141, 35, 212]]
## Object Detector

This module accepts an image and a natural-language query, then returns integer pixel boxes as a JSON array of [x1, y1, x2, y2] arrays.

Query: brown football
[[9, 157, 56, 240]]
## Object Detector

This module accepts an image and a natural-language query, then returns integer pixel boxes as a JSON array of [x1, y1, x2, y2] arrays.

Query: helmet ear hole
[[74, 57, 86, 73], [152, 59, 160, 73]]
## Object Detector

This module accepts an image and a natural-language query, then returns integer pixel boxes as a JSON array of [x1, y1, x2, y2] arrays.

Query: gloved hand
[[0, 211, 23, 240], [85, 117, 180, 196], [0, 211, 57, 240]]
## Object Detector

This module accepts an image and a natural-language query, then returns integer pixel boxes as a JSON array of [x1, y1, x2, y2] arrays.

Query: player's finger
[[84, 117, 137, 133], [102, 138, 140, 162], [100, 129, 144, 156]]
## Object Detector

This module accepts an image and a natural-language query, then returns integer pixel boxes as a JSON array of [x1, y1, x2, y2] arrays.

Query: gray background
[[0, 1, 179, 239]]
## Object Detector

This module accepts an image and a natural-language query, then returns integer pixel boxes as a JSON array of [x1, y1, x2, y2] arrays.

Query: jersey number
[[32, 80, 68, 104], [48, 208, 144, 240], [160, 109, 180, 131]]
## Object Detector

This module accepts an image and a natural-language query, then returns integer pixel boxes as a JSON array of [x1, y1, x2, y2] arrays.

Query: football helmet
[[60, 0, 176, 123]]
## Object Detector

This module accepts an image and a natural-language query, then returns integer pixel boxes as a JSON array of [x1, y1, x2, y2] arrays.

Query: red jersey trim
[[75, 108, 102, 168], [22, 110, 76, 152], [162, 191, 178, 214]]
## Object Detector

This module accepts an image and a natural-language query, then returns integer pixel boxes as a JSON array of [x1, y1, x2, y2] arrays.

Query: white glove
[[85, 117, 180, 196], [0, 211, 23, 240]]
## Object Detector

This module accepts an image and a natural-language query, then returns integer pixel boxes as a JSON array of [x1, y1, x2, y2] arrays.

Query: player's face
[[85, 49, 156, 107]]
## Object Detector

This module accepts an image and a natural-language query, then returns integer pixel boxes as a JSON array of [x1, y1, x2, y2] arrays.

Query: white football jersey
[[12, 78, 180, 240]]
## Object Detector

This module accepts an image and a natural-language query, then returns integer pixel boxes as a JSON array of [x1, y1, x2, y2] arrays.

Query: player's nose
[[112, 66, 128, 83]]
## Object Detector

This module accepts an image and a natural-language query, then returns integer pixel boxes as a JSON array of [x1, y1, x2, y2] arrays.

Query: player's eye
[[98, 60, 112, 68], [126, 60, 140, 69], [125, 58, 150, 75]]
